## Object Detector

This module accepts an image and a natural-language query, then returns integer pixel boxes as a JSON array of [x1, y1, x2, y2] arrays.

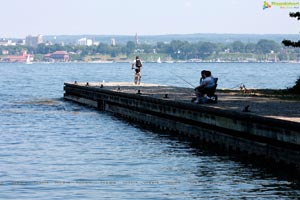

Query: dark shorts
[[135, 68, 140, 73], [195, 87, 213, 94]]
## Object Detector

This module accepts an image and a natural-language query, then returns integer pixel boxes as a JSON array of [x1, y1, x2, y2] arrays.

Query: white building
[[77, 38, 93, 46], [0, 39, 16, 46], [2, 50, 9, 55], [93, 41, 100, 46], [111, 38, 116, 46]]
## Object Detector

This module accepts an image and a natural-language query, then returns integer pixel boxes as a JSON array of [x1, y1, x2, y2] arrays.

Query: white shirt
[[203, 76, 215, 88]]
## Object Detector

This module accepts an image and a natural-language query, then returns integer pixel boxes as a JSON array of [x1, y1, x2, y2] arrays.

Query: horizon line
[[1, 32, 300, 39]]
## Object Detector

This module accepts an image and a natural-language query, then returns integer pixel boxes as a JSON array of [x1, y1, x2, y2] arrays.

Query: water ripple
[[0, 63, 300, 199]]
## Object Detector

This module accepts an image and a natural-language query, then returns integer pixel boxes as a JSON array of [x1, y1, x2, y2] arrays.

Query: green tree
[[256, 39, 280, 54], [96, 43, 109, 54], [232, 41, 245, 53], [196, 42, 217, 59], [126, 41, 135, 55], [245, 43, 257, 53], [282, 12, 300, 47], [168, 40, 185, 59], [139, 43, 153, 53], [36, 44, 52, 54], [282, 12, 300, 93]]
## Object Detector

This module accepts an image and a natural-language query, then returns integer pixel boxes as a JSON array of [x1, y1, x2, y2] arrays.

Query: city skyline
[[1, 0, 300, 38]]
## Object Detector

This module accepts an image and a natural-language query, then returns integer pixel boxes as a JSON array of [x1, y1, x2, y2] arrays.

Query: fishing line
[[166, 69, 196, 88], [166, 67, 243, 91]]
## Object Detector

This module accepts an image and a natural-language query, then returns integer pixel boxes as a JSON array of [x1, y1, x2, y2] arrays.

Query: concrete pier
[[64, 82, 300, 171]]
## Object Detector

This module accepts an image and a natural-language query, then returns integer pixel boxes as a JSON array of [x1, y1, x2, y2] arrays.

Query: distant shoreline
[[1, 60, 300, 64]]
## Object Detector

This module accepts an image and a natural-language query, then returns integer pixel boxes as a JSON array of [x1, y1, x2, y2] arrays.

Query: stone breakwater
[[64, 82, 300, 173]]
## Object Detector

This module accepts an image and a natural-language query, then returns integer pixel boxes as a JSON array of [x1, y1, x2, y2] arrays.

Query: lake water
[[0, 62, 300, 199]]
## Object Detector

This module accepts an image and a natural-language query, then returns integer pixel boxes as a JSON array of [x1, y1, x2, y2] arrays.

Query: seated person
[[199, 70, 206, 85], [194, 70, 216, 103]]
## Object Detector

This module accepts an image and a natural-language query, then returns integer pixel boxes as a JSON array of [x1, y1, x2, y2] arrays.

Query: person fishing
[[131, 56, 143, 85], [194, 70, 217, 103]]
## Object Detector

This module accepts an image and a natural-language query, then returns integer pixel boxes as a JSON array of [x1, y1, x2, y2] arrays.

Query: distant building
[[77, 38, 93, 46], [44, 51, 69, 62], [93, 41, 100, 46], [0, 39, 15, 46], [2, 50, 9, 55], [44, 41, 53, 46], [1, 50, 32, 63], [135, 33, 138, 45], [25, 35, 43, 47], [134, 49, 144, 53], [111, 38, 116, 46], [17, 39, 25, 45]]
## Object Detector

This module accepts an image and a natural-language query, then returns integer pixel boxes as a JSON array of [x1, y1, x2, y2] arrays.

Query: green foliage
[[232, 41, 245, 53], [126, 41, 135, 55], [0, 38, 298, 62], [288, 77, 300, 94], [69, 54, 83, 61], [290, 12, 300, 20], [282, 12, 300, 47], [282, 39, 300, 47], [282, 12, 300, 94], [245, 43, 257, 53], [256, 39, 280, 54]]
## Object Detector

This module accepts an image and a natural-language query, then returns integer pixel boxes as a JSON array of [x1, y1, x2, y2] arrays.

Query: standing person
[[131, 56, 143, 85]]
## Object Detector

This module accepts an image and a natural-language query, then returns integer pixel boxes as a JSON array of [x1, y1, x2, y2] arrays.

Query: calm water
[[0, 62, 300, 199]]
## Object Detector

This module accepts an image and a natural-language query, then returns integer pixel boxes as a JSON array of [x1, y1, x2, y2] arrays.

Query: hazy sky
[[1, 0, 300, 38]]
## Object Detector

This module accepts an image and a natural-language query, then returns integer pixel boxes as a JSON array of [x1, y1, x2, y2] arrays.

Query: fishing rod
[[166, 68, 244, 90], [167, 69, 196, 88]]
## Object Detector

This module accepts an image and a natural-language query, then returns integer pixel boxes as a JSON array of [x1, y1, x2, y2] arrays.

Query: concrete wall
[[64, 83, 300, 169]]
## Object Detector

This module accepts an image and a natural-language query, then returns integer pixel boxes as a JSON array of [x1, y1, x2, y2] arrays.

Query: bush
[[288, 77, 300, 94]]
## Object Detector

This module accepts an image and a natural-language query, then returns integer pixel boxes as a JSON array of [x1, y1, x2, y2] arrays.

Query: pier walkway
[[68, 82, 300, 123]]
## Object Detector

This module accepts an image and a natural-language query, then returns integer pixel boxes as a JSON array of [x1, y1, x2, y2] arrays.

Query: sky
[[1, 0, 300, 38]]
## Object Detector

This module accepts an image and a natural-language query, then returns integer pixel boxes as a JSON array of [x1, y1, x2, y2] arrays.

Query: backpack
[[136, 59, 142, 68]]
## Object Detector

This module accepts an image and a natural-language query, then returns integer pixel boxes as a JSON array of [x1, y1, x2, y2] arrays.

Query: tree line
[[1, 39, 299, 60]]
